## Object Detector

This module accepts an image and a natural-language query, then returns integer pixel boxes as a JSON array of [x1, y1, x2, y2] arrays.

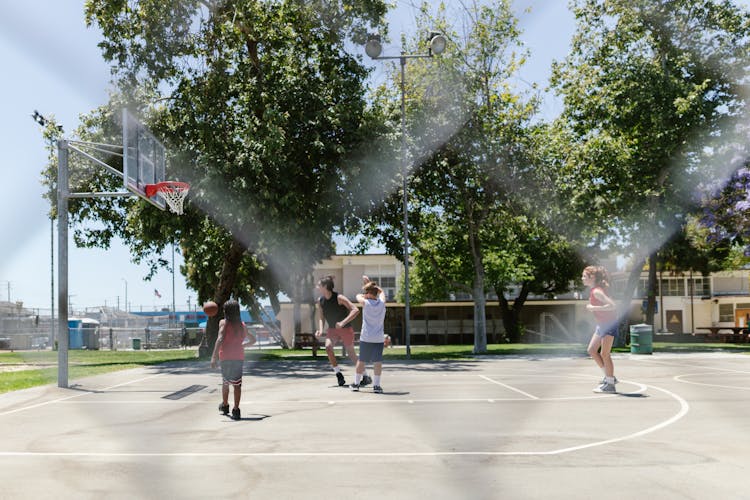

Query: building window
[[370, 276, 396, 301], [689, 278, 710, 296], [659, 278, 686, 296], [636, 279, 648, 298], [719, 303, 734, 323]]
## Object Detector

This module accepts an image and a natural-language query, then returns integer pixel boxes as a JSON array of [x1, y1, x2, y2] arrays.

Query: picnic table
[[695, 326, 749, 343]]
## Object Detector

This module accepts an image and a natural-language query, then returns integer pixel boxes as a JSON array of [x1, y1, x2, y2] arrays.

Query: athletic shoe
[[350, 383, 360, 392], [218, 402, 229, 415], [594, 383, 617, 394], [231, 407, 241, 420], [373, 385, 383, 394], [361, 374, 372, 387], [601, 376, 618, 385], [336, 372, 346, 386]]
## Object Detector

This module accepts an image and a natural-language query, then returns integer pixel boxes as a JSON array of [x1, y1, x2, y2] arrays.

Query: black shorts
[[359, 341, 384, 363], [221, 359, 244, 386]]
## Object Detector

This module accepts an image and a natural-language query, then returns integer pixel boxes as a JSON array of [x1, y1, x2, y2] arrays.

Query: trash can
[[132, 338, 142, 350], [68, 320, 83, 349], [630, 324, 653, 354]]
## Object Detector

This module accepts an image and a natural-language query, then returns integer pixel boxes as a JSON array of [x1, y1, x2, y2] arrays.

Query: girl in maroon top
[[582, 266, 618, 393], [211, 300, 255, 420]]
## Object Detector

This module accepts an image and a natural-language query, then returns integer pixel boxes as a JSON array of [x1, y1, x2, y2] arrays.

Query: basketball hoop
[[144, 181, 190, 215]]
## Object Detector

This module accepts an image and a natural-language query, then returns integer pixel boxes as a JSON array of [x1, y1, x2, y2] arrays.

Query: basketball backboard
[[123, 109, 166, 210]]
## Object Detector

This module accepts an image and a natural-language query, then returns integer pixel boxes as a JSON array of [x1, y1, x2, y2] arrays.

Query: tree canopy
[[550, 0, 750, 323], [356, 1, 584, 350], [45, 0, 389, 350]]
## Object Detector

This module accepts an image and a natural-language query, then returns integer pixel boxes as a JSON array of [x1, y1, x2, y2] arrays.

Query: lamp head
[[32, 110, 45, 126], [365, 35, 383, 59], [429, 32, 446, 56]]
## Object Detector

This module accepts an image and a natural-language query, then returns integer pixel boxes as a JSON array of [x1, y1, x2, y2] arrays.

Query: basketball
[[203, 301, 219, 317]]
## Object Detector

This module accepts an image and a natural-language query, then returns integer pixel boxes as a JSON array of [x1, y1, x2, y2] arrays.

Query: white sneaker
[[594, 383, 617, 394]]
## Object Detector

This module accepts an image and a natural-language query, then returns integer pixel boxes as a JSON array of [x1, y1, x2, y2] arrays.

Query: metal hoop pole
[[57, 140, 69, 388]]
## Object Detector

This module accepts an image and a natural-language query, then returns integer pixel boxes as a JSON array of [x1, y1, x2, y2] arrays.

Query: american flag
[[154, 289, 162, 298]]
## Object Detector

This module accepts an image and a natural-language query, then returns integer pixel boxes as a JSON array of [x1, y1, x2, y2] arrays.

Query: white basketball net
[[155, 182, 189, 215]]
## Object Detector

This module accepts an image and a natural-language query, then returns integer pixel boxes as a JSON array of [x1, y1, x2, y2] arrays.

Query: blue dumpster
[[68, 320, 83, 349], [630, 324, 653, 354]]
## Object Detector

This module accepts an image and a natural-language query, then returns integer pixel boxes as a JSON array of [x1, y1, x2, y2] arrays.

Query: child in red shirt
[[210, 300, 255, 419]]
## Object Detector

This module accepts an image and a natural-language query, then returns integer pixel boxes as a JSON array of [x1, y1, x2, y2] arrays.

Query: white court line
[[629, 357, 750, 387], [627, 357, 750, 375], [0, 382, 688, 458], [0, 374, 687, 457], [55, 395, 622, 405], [0, 372, 166, 417], [673, 372, 750, 391], [478, 375, 539, 399], [546, 383, 689, 455], [57, 401, 192, 404]]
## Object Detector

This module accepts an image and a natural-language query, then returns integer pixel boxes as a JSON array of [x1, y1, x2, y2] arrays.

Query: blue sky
[[0, 1, 574, 313]]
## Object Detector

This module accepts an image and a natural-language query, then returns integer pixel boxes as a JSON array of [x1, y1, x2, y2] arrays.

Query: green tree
[[550, 0, 750, 325], [360, 1, 583, 350], [45, 0, 388, 352]]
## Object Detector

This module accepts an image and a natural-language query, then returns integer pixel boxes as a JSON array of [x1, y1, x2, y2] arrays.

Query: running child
[[315, 275, 370, 387], [582, 265, 618, 393], [210, 300, 255, 419], [351, 275, 387, 393]]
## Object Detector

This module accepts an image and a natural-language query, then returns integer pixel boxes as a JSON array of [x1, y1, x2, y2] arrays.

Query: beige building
[[277, 254, 750, 346]]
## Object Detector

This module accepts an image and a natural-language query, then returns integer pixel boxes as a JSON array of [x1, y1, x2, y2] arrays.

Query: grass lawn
[[1, 342, 747, 394], [0, 350, 197, 394], [253, 342, 750, 361]]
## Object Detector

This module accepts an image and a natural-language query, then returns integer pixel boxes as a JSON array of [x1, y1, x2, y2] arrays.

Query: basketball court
[[0, 352, 747, 499]]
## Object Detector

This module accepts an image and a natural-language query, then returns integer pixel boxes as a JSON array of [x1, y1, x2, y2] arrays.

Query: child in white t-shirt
[[351, 276, 387, 393]]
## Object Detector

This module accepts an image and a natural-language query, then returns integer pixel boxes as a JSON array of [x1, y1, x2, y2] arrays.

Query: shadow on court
[[220, 414, 271, 422], [617, 392, 649, 398]]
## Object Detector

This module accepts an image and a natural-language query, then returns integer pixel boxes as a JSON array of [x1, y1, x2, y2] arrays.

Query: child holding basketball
[[210, 300, 255, 420], [315, 275, 370, 387], [582, 265, 618, 393], [351, 276, 387, 393]]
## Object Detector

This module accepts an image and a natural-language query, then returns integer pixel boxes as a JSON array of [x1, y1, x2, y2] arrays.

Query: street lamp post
[[171, 242, 176, 315], [31, 111, 63, 350], [122, 278, 128, 313], [364, 32, 446, 359]]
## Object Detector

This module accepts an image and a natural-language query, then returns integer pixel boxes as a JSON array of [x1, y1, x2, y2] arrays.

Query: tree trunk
[[473, 279, 487, 354], [269, 291, 281, 316], [292, 279, 302, 339], [498, 283, 530, 343], [617, 254, 647, 347], [204, 237, 246, 357], [468, 224, 487, 354], [646, 251, 658, 326]]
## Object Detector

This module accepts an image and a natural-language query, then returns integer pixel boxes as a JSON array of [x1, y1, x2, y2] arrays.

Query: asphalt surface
[[0, 352, 747, 499]]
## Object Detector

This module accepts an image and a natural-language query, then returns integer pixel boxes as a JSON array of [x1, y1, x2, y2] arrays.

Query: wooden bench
[[293, 333, 321, 357], [295, 332, 382, 357]]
